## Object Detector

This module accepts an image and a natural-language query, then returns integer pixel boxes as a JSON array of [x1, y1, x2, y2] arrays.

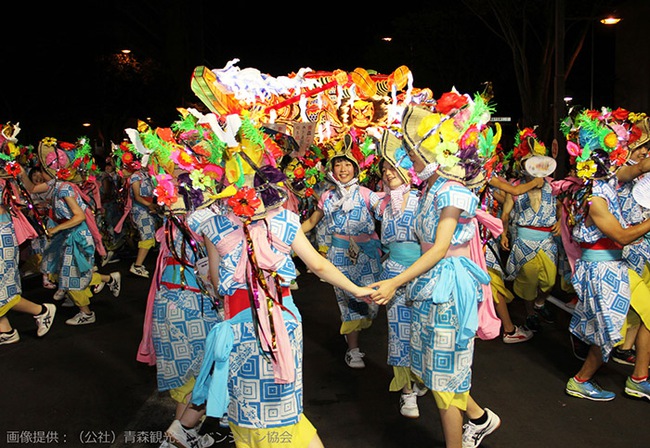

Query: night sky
[[2, 1, 623, 148]]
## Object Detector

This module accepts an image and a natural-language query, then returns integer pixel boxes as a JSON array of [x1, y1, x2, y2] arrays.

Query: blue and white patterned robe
[[408, 177, 488, 394], [319, 185, 381, 321], [41, 182, 94, 291], [0, 180, 22, 308], [375, 190, 420, 367], [193, 208, 305, 428], [570, 177, 630, 361], [152, 217, 221, 392], [504, 180, 558, 281], [128, 171, 156, 241], [618, 176, 650, 275]]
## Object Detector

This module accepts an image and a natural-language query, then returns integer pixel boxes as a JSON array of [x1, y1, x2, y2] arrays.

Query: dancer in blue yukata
[[373, 130, 428, 418], [370, 92, 502, 448], [558, 107, 650, 402], [301, 134, 382, 369]]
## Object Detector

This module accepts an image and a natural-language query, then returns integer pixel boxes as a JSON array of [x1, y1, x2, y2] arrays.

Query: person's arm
[[616, 157, 650, 183], [291, 228, 374, 299], [489, 176, 544, 196], [368, 206, 460, 305], [500, 193, 515, 251], [204, 236, 221, 291], [300, 209, 324, 233], [588, 196, 650, 245], [48, 196, 86, 235], [18, 167, 49, 194]]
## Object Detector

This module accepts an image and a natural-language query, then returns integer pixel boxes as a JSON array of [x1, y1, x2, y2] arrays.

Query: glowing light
[[600, 16, 621, 25]]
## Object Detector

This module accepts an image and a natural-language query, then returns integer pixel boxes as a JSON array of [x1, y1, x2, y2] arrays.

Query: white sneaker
[[108, 272, 121, 297], [399, 392, 420, 418], [65, 311, 96, 326], [53, 289, 66, 301], [42, 275, 57, 289], [164, 420, 215, 448], [130, 263, 150, 278], [34, 303, 56, 337], [345, 348, 365, 369], [0, 329, 20, 345], [462, 408, 501, 448], [502, 325, 534, 344]]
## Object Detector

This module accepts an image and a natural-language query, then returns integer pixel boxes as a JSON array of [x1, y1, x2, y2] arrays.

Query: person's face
[[381, 162, 405, 190], [332, 159, 355, 184], [31, 170, 45, 184]]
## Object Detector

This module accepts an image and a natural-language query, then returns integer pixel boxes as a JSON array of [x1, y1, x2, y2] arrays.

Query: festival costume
[[150, 219, 221, 393], [115, 170, 157, 247], [503, 180, 558, 300], [569, 178, 630, 361], [191, 207, 315, 433], [41, 182, 95, 295], [375, 189, 420, 383], [318, 184, 381, 326], [408, 177, 488, 403], [0, 180, 27, 317]]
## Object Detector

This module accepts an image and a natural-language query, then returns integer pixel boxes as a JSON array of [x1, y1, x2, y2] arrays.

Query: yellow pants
[[433, 390, 469, 410], [489, 268, 514, 304], [54, 272, 104, 307], [138, 238, 155, 249], [340, 318, 372, 334], [513, 251, 556, 301]]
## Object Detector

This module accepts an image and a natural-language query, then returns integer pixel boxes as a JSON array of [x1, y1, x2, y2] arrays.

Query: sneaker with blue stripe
[[565, 377, 615, 401], [624, 377, 650, 401]]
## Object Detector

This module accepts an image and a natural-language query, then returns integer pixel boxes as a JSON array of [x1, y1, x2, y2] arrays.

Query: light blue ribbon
[[581, 248, 623, 262], [386, 241, 421, 267], [432, 257, 490, 346], [516, 226, 552, 241]]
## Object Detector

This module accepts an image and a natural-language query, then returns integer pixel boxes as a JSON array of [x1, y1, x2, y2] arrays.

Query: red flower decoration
[[57, 168, 71, 180], [304, 187, 314, 197], [611, 108, 630, 121], [228, 186, 261, 218], [59, 142, 76, 150], [586, 109, 601, 120], [5, 162, 22, 177], [122, 152, 134, 164], [436, 91, 469, 115]]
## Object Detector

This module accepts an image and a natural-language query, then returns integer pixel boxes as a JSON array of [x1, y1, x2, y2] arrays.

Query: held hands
[[367, 279, 399, 306], [355, 286, 376, 304]]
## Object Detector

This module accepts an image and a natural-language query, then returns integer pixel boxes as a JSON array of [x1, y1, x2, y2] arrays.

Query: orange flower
[[228, 186, 261, 218]]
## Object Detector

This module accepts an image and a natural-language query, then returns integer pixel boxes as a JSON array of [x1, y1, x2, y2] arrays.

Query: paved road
[[1, 256, 647, 448]]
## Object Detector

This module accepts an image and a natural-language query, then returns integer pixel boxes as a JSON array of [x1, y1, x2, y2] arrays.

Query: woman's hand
[[354, 286, 376, 304], [368, 279, 399, 305], [500, 233, 510, 251]]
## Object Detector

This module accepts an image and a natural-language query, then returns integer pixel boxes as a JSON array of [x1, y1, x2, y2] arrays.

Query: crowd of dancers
[[2, 61, 650, 448]]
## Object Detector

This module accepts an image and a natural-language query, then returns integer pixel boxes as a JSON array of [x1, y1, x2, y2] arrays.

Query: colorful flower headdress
[[509, 126, 548, 177], [282, 146, 326, 198], [38, 136, 97, 182], [324, 131, 380, 185], [561, 107, 632, 180], [0, 122, 22, 178], [402, 89, 501, 188]]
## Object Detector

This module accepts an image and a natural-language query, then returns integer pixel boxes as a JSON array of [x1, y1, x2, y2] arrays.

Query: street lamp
[[589, 16, 621, 109]]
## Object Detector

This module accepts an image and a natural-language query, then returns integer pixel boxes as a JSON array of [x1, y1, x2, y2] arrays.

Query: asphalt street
[[1, 254, 647, 448]]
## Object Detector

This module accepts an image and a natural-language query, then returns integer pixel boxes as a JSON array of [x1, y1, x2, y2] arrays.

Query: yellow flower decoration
[[7, 142, 20, 158], [359, 169, 367, 183], [435, 141, 461, 168], [42, 137, 57, 146], [189, 170, 214, 191], [576, 159, 597, 179]]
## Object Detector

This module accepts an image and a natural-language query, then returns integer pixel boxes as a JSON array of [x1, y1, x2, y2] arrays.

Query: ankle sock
[[631, 375, 648, 383], [574, 375, 588, 383], [181, 423, 193, 430], [37, 305, 47, 315], [505, 328, 516, 335], [470, 410, 488, 425], [1, 329, 14, 335]]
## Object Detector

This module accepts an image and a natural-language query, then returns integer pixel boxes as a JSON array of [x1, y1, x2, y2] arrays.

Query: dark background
[[0, 0, 638, 152]]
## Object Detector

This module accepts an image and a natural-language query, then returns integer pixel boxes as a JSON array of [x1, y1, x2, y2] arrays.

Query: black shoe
[[534, 303, 555, 324], [611, 347, 636, 366], [525, 313, 541, 333], [570, 334, 589, 361]]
